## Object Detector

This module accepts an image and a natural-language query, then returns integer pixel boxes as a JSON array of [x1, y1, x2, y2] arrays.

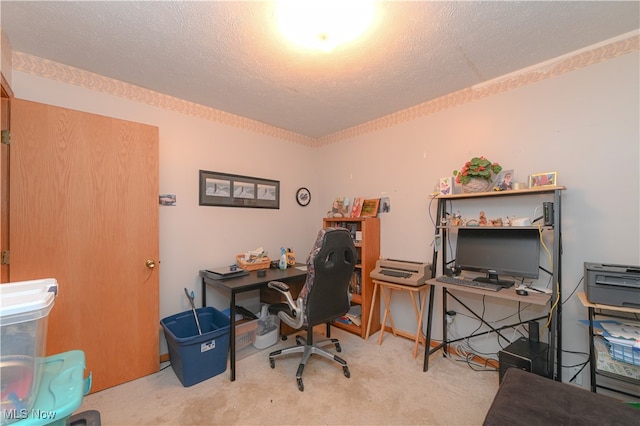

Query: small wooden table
[[366, 279, 429, 358]]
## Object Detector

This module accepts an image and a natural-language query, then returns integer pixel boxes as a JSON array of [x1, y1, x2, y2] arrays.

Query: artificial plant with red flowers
[[453, 156, 502, 185]]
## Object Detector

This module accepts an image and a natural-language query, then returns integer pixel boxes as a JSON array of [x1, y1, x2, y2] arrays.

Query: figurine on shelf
[[490, 217, 503, 227], [479, 211, 488, 226], [451, 211, 462, 226]]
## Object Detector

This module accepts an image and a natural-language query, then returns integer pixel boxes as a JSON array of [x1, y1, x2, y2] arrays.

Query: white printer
[[584, 262, 640, 308]]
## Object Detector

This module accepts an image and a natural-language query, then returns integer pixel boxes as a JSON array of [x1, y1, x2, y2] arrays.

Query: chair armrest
[[267, 280, 304, 329], [268, 280, 297, 308]]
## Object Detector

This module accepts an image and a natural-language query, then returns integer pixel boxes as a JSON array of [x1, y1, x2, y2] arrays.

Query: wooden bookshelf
[[323, 217, 381, 338]]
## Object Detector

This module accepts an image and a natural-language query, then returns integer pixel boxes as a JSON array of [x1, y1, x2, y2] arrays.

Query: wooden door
[[1, 75, 12, 283], [9, 99, 159, 392]]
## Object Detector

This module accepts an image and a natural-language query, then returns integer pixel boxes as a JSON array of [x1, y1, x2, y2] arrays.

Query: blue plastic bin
[[160, 307, 230, 387]]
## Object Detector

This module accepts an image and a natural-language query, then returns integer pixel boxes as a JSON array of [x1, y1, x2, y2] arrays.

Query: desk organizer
[[236, 254, 271, 271], [607, 340, 640, 366], [594, 337, 640, 380]]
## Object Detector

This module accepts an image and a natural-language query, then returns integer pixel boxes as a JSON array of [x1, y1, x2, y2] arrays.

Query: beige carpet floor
[[78, 328, 499, 425]]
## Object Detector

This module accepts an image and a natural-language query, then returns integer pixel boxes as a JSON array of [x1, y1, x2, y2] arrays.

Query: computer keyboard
[[435, 276, 503, 292]]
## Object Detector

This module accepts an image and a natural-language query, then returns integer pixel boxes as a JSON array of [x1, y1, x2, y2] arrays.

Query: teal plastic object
[[6, 350, 89, 426]]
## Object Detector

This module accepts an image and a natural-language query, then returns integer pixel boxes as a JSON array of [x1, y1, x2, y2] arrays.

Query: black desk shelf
[[577, 292, 640, 400], [423, 186, 565, 381]]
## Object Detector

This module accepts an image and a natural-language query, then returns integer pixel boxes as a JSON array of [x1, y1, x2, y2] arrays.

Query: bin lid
[[0, 278, 58, 326], [11, 350, 88, 426]]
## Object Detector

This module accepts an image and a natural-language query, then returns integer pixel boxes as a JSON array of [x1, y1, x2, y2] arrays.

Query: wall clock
[[296, 187, 311, 206]]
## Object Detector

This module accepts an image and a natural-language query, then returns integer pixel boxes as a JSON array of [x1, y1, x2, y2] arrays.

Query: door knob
[[145, 259, 156, 269]]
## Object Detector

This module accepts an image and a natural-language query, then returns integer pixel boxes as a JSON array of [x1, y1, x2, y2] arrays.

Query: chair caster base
[[343, 365, 350, 378]]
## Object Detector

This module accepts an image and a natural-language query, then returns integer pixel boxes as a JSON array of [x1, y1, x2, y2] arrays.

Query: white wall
[[315, 52, 639, 384], [10, 70, 323, 353], [9, 48, 639, 387]]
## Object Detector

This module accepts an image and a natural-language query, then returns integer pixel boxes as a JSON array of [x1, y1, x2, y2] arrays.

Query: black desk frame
[[200, 266, 307, 381], [424, 280, 551, 370], [422, 187, 563, 380]]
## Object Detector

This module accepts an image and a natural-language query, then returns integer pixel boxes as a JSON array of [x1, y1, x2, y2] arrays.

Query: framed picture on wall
[[199, 170, 279, 209]]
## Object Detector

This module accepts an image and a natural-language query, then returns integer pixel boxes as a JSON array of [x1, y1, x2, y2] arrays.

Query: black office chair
[[267, 227, 357, 391]]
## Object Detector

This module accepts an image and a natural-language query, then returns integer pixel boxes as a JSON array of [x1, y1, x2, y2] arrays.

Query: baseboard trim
[[427, 339, 499, 369], [384, 325, 498, 370], [158, 330, 498, 369]]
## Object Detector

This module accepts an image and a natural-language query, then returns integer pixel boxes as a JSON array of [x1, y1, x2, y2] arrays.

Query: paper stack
[[601, 321, 640, 366]]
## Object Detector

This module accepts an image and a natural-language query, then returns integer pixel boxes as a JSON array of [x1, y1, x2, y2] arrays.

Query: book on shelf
[[347, 223, 358, 240], [335, 316, 352, 325], [346, 305, 362, 326], [351, 197, 363, 217], [349, 270, 362, 295]]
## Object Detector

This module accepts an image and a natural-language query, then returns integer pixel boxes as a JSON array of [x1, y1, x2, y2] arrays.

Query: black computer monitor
[[455, 227, 541, 288]]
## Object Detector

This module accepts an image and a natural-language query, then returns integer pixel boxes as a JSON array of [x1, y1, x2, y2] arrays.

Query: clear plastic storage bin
[[0, 279, 58, 425]]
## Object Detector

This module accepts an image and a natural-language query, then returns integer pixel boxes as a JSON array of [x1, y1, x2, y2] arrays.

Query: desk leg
[[365, 282, 379, 340], [588, 307, 596, 392], [378, 287, 393, 345], [201, 277, 206, 307], [412, 287, 428, 359], [423, 285, 436, 372], [229, 292, 236, 382], [386, 288, 398, 336]]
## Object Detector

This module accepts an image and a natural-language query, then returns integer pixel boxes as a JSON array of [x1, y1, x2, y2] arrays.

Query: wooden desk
[[423, 277, 552, 372], [366, 279, 429, 358], [200, 266, 307, 381]]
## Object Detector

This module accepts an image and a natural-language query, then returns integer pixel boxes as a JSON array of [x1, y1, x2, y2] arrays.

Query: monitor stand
[[473, 273, 514, 288]]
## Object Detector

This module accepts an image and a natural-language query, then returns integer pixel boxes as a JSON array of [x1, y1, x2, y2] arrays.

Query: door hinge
[[1, 130, 10, 145], [1, 250, 9, 265]]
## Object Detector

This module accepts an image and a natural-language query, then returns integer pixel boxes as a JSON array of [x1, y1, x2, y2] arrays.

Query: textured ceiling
[[1, 1, 639, 139]]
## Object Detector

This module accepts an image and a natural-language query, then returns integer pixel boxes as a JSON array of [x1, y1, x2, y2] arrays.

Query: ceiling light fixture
[[275, 0, 377, 53]]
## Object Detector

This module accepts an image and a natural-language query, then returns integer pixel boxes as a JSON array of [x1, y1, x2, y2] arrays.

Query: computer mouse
[[516, 289, 529, 296]]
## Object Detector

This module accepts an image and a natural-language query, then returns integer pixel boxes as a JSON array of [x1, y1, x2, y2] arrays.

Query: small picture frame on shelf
[[493, 170, 514, 191], [329, 196, 350, 218], [380, 197, 390, 213], [351, 197, 363, 218], [439, 177, 452, 195], [360, 199, 380, 218], [529, 171, 557, 188]]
